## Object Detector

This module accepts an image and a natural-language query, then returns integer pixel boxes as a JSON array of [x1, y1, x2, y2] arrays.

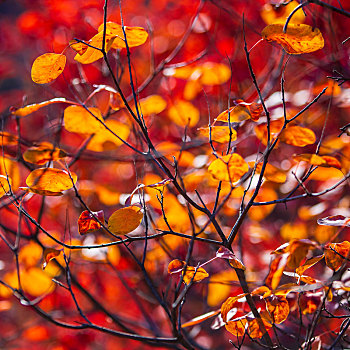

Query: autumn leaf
[[0, 132, 18, 146], [23, 142, 67, 165], [168, 259, 185, 274], [255, 119, 284, 145], [182, 266, 209, 284], [266, 295, 289, 324], [261, 1, 305, 25], [98, 22, 148, 49], [221, 294, 248, 322], [198, 126, 237, 143], [25, 168, 77, 196], [42, 248, 62, 270], [249, 162, 286, 183], [216, 101, 263, 123], [229, 257, 246, 270], [208, 153, 249, 182], [64, 105, 105, 134], [225, 317, 247, 337], [324, 241, 350, 271], [78, 210, 104, 235], [317, 215, 350, 227], [261, 23, 324, 55], [31, 53, 66, 84], [0, 175, 11, 198], [280, 126, 316, 146], [247, 314, 272, 338], [11, 98, 68, 117], [296, 255, 324, 276], [293, 153, 341, 169], [216, 247, 236, 260], [69, 39, 88, 55], [137, 95, 167, 116], [108, 206, 143, 235], [168, 100, 200, 127]]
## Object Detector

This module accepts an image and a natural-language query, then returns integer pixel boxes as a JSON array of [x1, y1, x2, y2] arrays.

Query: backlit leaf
[[108, 206, 143, 235], [182, 266, 209, 284], [221, 294, 248, 322], [31, 53, 66, 84], [229, 257, 246, 270], [255, 118, 284, 145], [293, 153, 342, 169], [262, 23, 324, 55], [11, 98, 67, 117], [247, 314, 272, 338], [0, 132, 17, 146], [20, 267, 55, 296], [225, 318, 247, 337], [98, 22, 148, 49], [42, 248, 62, 270], [69, 39, 88, 55], [208, 153, 249, 182], [23, 142, 67, 165], [198, 126, 237, 143], [78, 210, 104, 235], [249, 162, 286, 183], [168, 100, 200, 127], [25, 168, 77, 196], [248, 187, 277, 221], [137, 95, 167, 116], [296, 255, 324, 276], [0, 175, 11, 198], [198, 62, 231, 85], [261, 1, 305, 25], [182, 310, 220, 328], [168, 259, 185, 274], [317, 215, 350, 227], [280, 126, 316, 147], [324, 241, 350, 271], [64, 105, 105, 134], [266, 295, 289, 324], [207, 270, 238, 306]]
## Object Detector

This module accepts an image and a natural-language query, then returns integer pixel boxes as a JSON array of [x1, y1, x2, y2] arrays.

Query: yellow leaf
[[31, 53, 66, 84], [262, 23, 324, 54], [248, 187, 277, 221], [198, 126, 237, 143], [182, 266, 209, 284], [11, 98, 67, 117], [225, 318, 247, 337], [74, 32, 116, 64], [198, 62, 231, 85], [0, 175, 11, 198], [254, 118, 284, 145], [23, 142, 66, 165], [19, 242, 42, 267], [98, 22, 148, 49], [69, 39, 88, 55], [280, 126, 316, 147], [25, 168, 77, 196], [261, 1, 305, 25], [64, 105, 105, 134], [249, 162, 286, 183], [87, 120, 130, 152], [137, 95, 167, 116], [208, 154, 249, 182], [168, 100, 200, 127], [21, 267, 55, 296], [108, 206, 143, 235], [42, 248, 62, 270]]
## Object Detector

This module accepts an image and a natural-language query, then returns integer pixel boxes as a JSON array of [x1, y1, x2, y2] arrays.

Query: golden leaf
[[23, 142, 66, 165], [182, 266, 209, 284], [262, 23, 324, 55], [221, 294, 248, 322], [249, 162, 286, 183], [64, 105, 105, 134], [168, 100, 200, 127], [225, 318, 247, 337], [0, 175, 11, 198], [25, 168, 77, 196], [266, 295, 289, 324], [248, 187, 277, 221], [168, 259, 185, 274], [198, 126, 237, 143], [42, 248, 62, 270], [11, 98, 67, 117], [108, 206, 143, 235], [31, 53, 66, 84], [325, 241, 350, 271], [280, 126, 316, 147], [255, 119, 284, 145], [98, 22, 148, 49], [137, 95, 167, 116], [208, 153, 248, 182]]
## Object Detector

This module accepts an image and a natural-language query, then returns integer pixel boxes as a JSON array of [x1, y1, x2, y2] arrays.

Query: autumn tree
[[0, 0, 350, 349]]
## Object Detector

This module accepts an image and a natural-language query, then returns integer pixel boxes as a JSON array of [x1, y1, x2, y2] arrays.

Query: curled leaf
[[168, 259, 185, 274], [266, 295, 289, 324], [25, 168, 77, 196], [262, 23, 324, 55], [11, 98, 67, 117], [324, 241, 350, 271], [78, 210, 104, 235], [221, 294, 248, 322], [317, 215, 350, 227], [42, 248, 62, 270], [216, 247, 236, 260], [229, 257, 246, 270], [23, 142, 67, 165], [182, 266, 209, 285], [31, 53, 66, 84], [225, 318, 247, 337], [108, 206, 143, 235]]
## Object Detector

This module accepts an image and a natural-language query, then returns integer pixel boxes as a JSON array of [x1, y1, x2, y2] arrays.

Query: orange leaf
[[324, 241, 350, 271], [31, 53, 66, 84], [11, 98, 67, 117], [255, 118, 284, 145], [293, 153, 325, 166], [198, 62, 231, 85], [287, 239, 317, 270], [251, 286, 272, 298], [42, 248, 62, 270], [78, 210, 104, 235], [98, 22, 148, 49], [168, 100, 200, 127], [69, 39, 88, 55], [137, 95, 167, 116], [296, 255, 324, 276], [249, 162, 286, 183], [229, 257, 246, 270], [248, 187, 277, 221], [25, 168, 77, 196], [0, 132, 18, 146], [265, 256, 284, 290], [64, 105, 105, 134], [266, 295, 289, 324], [198, 126, 237, 143], [280, 126, 316, 147], [225, 318, 247, 337], [182, 310, 220, 328], [0, 175, 11, 198], [221, 294, 248, 322], [262, 23, 324, 55], [108, 206, 143, 235], [208, 153, 249, 182], [168, 259, 185, 274], [247, 315, 272, 338], [23, 142, 67, 165], [182, 266, 209, 285]]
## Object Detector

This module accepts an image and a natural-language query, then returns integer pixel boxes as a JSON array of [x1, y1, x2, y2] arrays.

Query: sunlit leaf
[[308, 167, 344, 181], [0, 175, 11, 198], [293, 153, 341, 169], [168, 259, 185, 274], [98, 22, 148, 49], [251, 286, 271, 298], [31, 53, 66, 84], [229, 257, 246, 270], [255, 118, 284, 145], [0, 132, 17, 146], [42, 248, 62, 270], [265, 256, 284, 290], [64, 105, 105, 134], [108, 206, 143, 235], [287, 239, 317, 270], [262, 23, 324, 55], [280, 126, 316, 147], [69, 39, 88, 55], [11, 98, 67, 117], [248, 187, 277, 221], [317, 215, 350, 227], [296, 255, 324, 276], [198, 126, 237, 143], [199, 62, 231, 85], [249, 162, 286, 183], [208, 153, 249, 182], [25, 168, 77, 196], [20, 267, 55, 296], [23, 142, 67, 165], [87, 120, 130, 152], [0, 157, 20, 191], [216, 247, 236, 260], [266, 295, 289, 324], [221, 294, 248, 322], [181, 266, 209, 284], [137, 95, 167, 116], [19, 241, 42, 267], [168, 100, 200, 127], [225, 318, 247, 337], [280, 222, 308, 241], [74, 32, 116, 64], [261, 1, 305, 25], [324, 241, 350, 271], [216, 101, 263, 123], [78, 210, 104, 235], [182, 310, 220, 328], [247, 314, 272, 338]]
